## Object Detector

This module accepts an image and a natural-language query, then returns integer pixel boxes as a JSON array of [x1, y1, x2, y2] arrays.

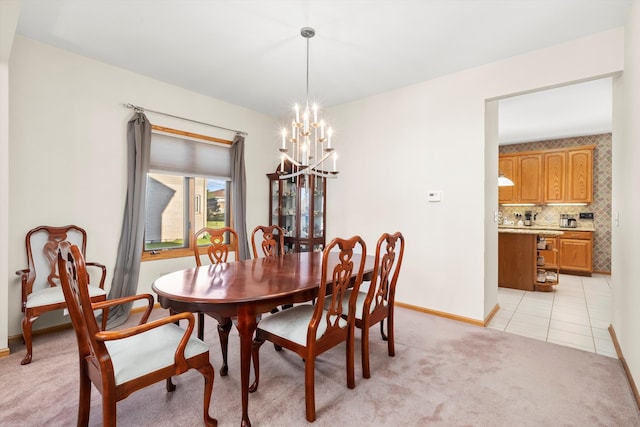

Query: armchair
[[16, 225, 107, 365], [58, 241, 216, 426]]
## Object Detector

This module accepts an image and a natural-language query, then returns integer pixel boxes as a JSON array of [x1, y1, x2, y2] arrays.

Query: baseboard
[[608, 324, 640, 411], [395, 301, 485, 327], [8, 322, 73, 345], [484, 303, 501, 326]]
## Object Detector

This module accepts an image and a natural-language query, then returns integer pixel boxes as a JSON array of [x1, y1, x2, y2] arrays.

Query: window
[[143, 128, 232, 260]]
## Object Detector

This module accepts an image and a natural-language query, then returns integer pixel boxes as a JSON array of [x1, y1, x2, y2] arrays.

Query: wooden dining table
[[152, 250, 374, 427]]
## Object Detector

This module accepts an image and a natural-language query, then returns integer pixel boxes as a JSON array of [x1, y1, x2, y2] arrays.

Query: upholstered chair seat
[[106, 324, 210, 385], [25, 285, 106, 308], [255, 305, 347, 346]]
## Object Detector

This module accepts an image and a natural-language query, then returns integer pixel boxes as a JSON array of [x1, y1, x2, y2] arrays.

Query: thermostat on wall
[[427, 191, 442, 202]]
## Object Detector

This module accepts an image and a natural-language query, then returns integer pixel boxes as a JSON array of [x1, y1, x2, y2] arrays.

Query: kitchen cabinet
[[518, 154, 543, 204], [498, 155, 518, 204], [498, 232, 537, 291], [498, 153, 542, 204], [501, 145, 594, 205], [543, 145, 594, 204], [559, 230, 593, 275], [499, 231, 563, 291], [567, 148, 593, 203], [267, 163, 326, 253], [536, 236, 559, 291], [543, 151, 566, 202]]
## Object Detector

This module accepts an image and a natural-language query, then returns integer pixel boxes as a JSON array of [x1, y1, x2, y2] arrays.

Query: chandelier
[[278, 27, 338, 180]]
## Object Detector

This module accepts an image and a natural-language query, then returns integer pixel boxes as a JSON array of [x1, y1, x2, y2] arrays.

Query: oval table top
[[152, 251, 374, 306]]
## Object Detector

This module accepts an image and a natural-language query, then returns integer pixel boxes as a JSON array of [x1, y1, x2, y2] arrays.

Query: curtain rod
[[124, 103, 248, 136]]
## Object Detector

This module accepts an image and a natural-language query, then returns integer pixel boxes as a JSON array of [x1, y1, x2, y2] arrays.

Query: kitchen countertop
[[498, 227, 564, 236], [498, 222, 595, 232]]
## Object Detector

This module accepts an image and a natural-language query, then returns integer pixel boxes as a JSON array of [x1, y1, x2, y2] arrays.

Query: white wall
[[612, 0, 640, 392], [6, 35, 277, 337], [326, 28, 624, 322], [0, 1, 21, 353]]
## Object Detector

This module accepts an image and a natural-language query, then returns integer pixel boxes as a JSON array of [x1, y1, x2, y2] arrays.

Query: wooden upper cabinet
[[518, 154, 543, 204], [567, 148, 593, 203], [498, 156, 518, 204], [500, 145, 594, 205], [543, 151, 566, 203], [543, 146, 593, 204]]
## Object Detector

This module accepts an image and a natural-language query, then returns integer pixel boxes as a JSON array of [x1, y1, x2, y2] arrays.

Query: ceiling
[[14, 0, 629, 142]]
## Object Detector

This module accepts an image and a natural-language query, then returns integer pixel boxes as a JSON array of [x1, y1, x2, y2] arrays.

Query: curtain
[[230, 133, 250, 260], [106, 112, 151, 327]]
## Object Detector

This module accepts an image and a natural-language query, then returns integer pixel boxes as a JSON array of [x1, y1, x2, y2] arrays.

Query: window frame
[[141, 125, 233, 261]]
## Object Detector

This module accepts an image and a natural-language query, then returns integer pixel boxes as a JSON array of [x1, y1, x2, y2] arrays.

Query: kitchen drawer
[[559, 230, 591, 240]]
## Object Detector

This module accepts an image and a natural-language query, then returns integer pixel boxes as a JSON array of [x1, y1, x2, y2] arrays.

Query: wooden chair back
[[313, 235, 367, 345], [251, 225, 284, 258], [367, 231, 405, 320], [192, 226, 239, 266], [21, 225, 96, 300], [57, 242, 106, 363]]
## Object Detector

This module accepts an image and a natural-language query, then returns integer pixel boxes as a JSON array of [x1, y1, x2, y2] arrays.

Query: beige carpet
[[1, 306, 639, 426]]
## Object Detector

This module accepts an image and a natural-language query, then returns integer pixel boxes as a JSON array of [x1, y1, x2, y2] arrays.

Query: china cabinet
[[267, 162, 326, 253]]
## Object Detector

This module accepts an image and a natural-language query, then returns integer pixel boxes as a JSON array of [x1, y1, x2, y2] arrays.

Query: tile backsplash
[[499, 133, 611, 273]]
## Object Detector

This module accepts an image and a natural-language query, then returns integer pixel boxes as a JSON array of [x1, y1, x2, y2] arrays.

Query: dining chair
[[250, 225, 284, 259], [249, 235, 367, 422], [16, 225, 107, 365], [57, 242, 216, 427], [250, 225, 290, 314], [192, 226, 239, 376], [344, 232, 405, 378]]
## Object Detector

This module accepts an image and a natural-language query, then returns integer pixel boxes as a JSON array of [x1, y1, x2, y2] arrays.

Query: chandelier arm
[[305, 151, 334, 171], [278, 168, 338, 180], [280, 151, 302, 167]]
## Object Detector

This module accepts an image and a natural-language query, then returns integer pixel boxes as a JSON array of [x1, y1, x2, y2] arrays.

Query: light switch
[[427, 191, 442, 202]]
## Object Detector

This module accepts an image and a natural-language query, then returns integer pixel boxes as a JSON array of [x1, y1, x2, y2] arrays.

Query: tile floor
[[487, 273, 617, 358]]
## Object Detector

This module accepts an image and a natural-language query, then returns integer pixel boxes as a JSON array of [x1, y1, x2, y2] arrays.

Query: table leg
[[236, 305, 257, 427]]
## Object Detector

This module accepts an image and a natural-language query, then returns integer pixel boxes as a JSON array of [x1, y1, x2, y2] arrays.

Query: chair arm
[[15, 269, 31, 309], [94, 311, 195, 373], [85, 262, 107, 289], [15, 268, 29, 277], [91, 294, 155, 325]]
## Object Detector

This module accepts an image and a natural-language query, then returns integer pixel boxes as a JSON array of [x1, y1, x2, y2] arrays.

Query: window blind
[[150, 132, 231, 180]]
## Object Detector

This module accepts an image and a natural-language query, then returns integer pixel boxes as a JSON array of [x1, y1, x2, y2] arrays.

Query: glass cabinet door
[[299, 184, 310, 239], [281, 179, 297, 238], [313, 176, 324, 238], [270, 180, 280, 227]]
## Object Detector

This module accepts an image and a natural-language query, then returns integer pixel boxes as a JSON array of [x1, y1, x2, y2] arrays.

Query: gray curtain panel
[[106, 112, 151, 328], [231, 133, 250, 260]]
